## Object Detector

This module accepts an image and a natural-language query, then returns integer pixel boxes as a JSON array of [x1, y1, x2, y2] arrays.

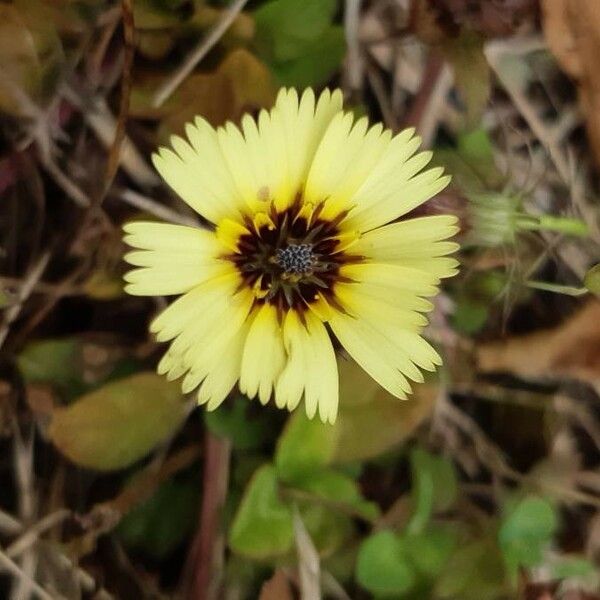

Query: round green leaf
[[499, 496, 558, 577], [404, 528, 458, 577], [229, 465, 294, 560], [408, 448, 458, 533], [356, 531, 416, 597], [18, 338, 81, 389], [435, 539, 505, 599], [205, 396, 270, 450], [49, 372, 189, 471], [275, 412, 337, 482], [499, 496, 558, 546], [291, 467, 380, 522]]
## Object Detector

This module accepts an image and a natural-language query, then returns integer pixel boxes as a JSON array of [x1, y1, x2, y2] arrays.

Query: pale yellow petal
[[150, 272, 240, 340], [304, 311, 339, 423], [345, 168, 451, 232], [199, 322, 249, 410], [353, 215, 460, 260], [182, 292, 252, 393], [123, 222, 226, 294], [123, 222, 219, 253], [340, 263, 441, 295], [273, 87, 344, 210], [240, 304, 285, 404], [274, 311, 307, 411], [181, 291, 253, 392], [335, 283, 428, 330], [305, 109, 392, 216], [336, 126, 450, 231], [124, 261, 233, 296], [329, 313, 410, 399], [153, 119, 241, 223], [217, 121, 260, 206]]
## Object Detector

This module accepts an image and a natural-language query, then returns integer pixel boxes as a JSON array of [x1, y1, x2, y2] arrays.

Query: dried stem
[[187, 431, 232, 600], [0, 548, 54, 600], [0, 251, 51, 351], [151, 0, 250, 107]]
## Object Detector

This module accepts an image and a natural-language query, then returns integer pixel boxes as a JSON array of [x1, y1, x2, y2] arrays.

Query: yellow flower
[[123, 88, 458, 424]]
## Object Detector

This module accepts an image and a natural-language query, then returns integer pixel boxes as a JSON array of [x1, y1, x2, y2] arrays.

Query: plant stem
[[188, 430, 232, 600], [525, 280, 588, 296]]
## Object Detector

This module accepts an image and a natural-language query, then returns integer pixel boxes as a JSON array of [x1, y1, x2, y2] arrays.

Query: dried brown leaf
[[477, 300, 600, 384], [542, 0, 600, 168], [259, 569, 294, 600]]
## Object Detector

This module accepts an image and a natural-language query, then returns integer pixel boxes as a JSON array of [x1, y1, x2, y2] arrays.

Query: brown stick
[[401, 51, 445, 131], [188, 430, 232, 600]]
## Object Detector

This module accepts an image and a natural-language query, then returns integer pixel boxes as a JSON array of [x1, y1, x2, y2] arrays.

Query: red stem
[[188, 430, 232, 600]]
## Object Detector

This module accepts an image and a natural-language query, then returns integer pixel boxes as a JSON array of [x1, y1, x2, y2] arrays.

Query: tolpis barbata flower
[[123, 88, 459, 424]]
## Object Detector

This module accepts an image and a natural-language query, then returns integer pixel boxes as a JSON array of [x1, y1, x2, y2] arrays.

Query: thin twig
[[187, 431, 231, 600], [344, 0, 364, 93], [6, 510, 71, 560], [103, 0, 136, 194], [40, 157, 91, 207], [71, 444, 201, 560], [0, 548, 55, 600], [0, 510, 23, 537], [293, 509, 321, 600], [118, 188, 198, 226], [0, 252, 51, 351], [151, 0, 250, 107], [402, 52, 452, 146], [485, 39, 571, 184], [366, 64, 397, 130], [11, 422, 37, 600]]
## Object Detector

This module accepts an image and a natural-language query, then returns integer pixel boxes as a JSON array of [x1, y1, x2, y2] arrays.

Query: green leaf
[[117, 477, 198, 559], [204, 396, 270, 450], [229, 465, 294, 559], [356, 531, 416, 597], [458, 128, 495, 164], [48, 372, 189, 471], [451, 270, 508, 334], [499, 496, 558, 578], [499, 497, 558, 544], [408, 448, 458, 533], [291, 468, 379, 522], [271, 26, 346, 88], [435, 539, 506, 599], [434, 127, 503, 194], [18, 339, 82, 390], [254, 0, 337, 62], [404, 527, 458, 578], [549, 556, 596, 580], [299, 503, 353, 558], [254, 0, 345, 88], [275, 412, 337, 482], [584, 263, 600, 295], [332, 360, 436, 463], [451, 297, 490, 335]]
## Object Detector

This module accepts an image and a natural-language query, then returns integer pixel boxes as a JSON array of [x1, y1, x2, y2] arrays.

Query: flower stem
[[525, 280, 588, 296], [187, 430, 232, 600], [516, 214, 589, 237]]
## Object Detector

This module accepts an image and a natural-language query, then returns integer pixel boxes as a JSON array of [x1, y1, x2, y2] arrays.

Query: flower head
[[123, 88, 459, 423]]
